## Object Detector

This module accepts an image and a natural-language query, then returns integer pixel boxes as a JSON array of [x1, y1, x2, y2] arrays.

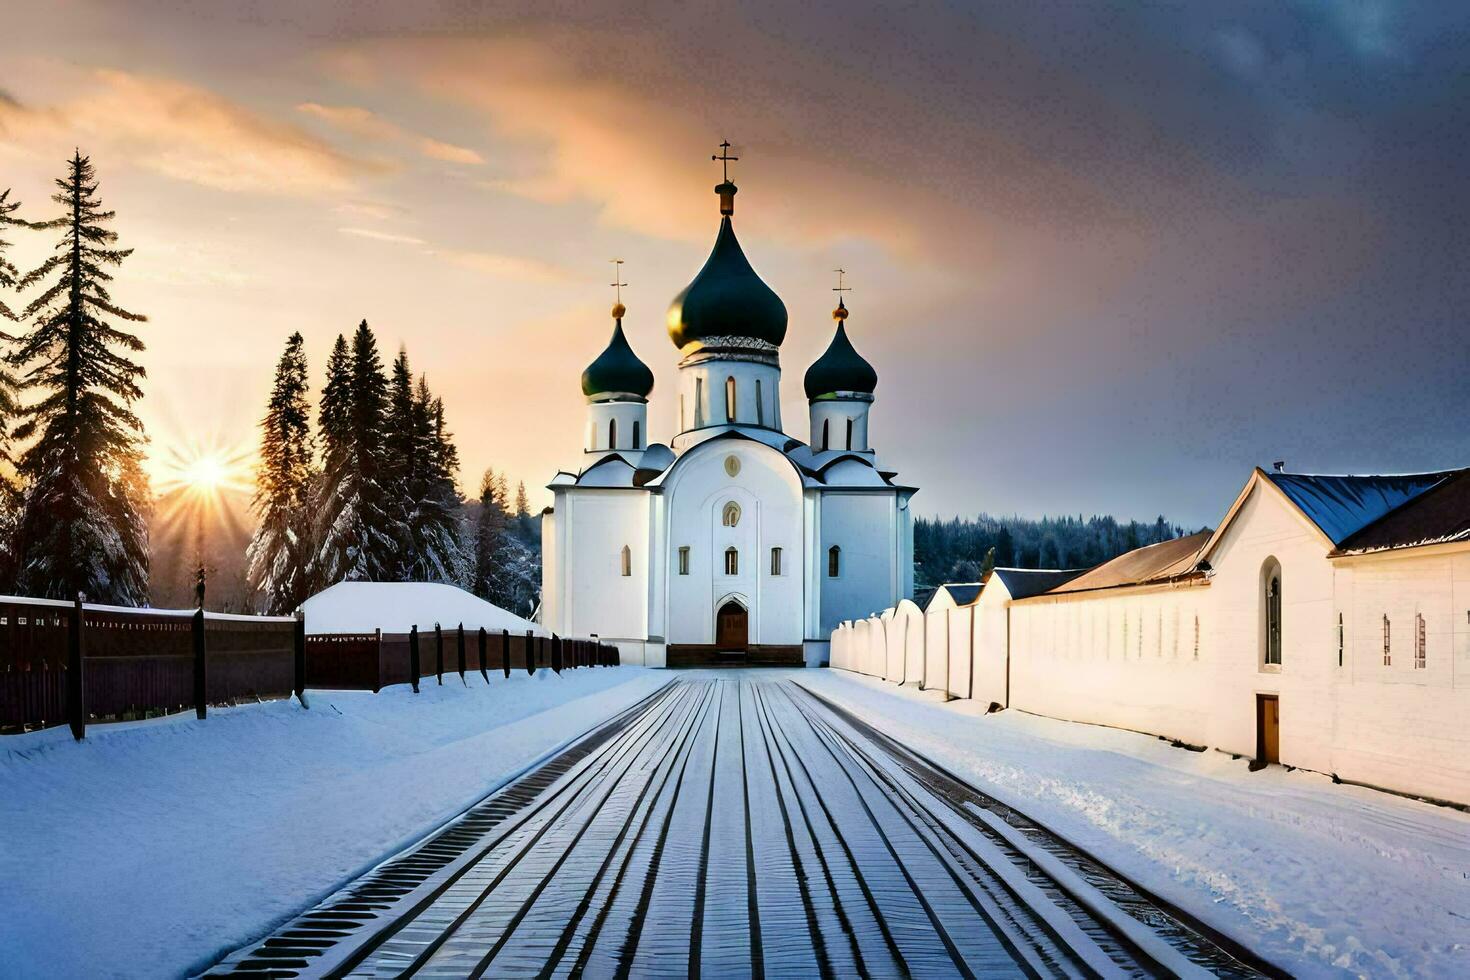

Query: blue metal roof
[[1266, 471, 1461, 545]]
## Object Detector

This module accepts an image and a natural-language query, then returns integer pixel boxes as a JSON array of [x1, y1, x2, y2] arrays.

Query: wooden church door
[[716, 601, 748, 651]]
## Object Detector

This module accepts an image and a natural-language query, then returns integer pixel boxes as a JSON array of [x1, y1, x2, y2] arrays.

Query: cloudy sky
[[2, 1, 1466, 527]]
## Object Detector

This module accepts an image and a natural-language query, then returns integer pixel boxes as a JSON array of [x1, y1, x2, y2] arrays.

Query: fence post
[[478, 627, 489, 683], [373, 627, 383, 694], [193, 568, 207, 720], [409, 625, 421, 693], [591, 633, 600, 667], [525, 630, 535, 675], [551, 634, 560, 674], [293, 611, 307, 706], [67, 592, 86, 741], [435, 622, 444, 685], [502, 628, 511, 678], [456, 623, 466, 683]]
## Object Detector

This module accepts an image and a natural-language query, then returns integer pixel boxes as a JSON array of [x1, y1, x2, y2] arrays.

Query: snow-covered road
[[207, 674, 1264, 978]]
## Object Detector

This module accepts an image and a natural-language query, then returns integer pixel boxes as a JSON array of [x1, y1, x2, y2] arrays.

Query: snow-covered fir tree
[[6, 153, 151, 603], [471, 467, 509, 600], [0, 188, 24, 587], [246, 332, 315, 614], [405, 375, 469, 584], [311, 320, 396, 584]]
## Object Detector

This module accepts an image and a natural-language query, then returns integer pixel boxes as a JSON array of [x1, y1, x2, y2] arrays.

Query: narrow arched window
[[846, 417, 854, 449], [756, 379, 765, 425], [1382, 614, 1391, 665], [609, 418, 617, 450], [828, 545, 841, 578], [726, 376, 737, 422], [822, 418, 830, 451], [632, 419, 641, 449], [1415, 613, 1426, 669], [620, 545, 631, 577], [694, 378, 704, 427], [1264, 561, 1282, 666], [722, 501, 741, 527], [770, 547, 782, 576], [678, 546, 690, 575], [724, 547, 739, 575]]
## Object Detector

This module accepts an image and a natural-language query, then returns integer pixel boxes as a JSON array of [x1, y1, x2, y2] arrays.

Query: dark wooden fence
[[1, 597, 298, 736], [3, 591, 622, 739], [304, 627, 620, 692]]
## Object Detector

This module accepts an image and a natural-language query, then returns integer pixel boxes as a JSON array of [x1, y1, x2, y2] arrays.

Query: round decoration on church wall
[[725, 454, 741, 477]]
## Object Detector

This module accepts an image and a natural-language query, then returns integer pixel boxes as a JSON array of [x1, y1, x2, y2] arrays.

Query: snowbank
[[798, 670, 1470, 978], [300, 580, 545, 636], [0, 667, 666, 978]]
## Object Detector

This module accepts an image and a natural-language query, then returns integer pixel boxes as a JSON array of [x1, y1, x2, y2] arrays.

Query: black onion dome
[[804, 307, 877, 399], [582, 318, 654, 398], [666, 208, 787, 351]]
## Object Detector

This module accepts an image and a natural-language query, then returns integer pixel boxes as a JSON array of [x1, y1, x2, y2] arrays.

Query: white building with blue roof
[[540, 166, 916, 668]]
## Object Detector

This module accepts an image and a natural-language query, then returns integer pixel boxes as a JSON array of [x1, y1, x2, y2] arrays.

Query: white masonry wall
[[1008, 585, 1213, 747]]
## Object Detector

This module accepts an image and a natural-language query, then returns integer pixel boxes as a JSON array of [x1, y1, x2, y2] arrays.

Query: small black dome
[[804, 320, 877, 400], [582, 320, 654, 398], [667, 211, 787, 351]]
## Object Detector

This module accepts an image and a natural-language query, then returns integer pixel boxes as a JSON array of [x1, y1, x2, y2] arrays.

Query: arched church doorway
[[716, 600, 748, 652]]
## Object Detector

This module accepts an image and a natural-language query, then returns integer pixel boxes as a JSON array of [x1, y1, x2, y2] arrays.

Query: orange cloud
[[297, 101, 484, 165], [322, 35, 938, 257], [0, 70, 379, 196]]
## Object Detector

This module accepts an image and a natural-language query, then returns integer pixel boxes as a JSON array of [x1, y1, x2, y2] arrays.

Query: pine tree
[[6, 153, 150, 603], [0, 189, 23, 586], [312, 320, 396, 584], [246, 332, 315, 614], [403, 375, 468, 584], [472, 467, 508, 600], [513, 480, 533, 539], [381, 347, 420, 577]]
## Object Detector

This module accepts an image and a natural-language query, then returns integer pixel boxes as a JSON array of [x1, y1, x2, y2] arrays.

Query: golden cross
[[833, 268, 852, 295], [609, 258, 626, 304], [712, 140, 738, 181]]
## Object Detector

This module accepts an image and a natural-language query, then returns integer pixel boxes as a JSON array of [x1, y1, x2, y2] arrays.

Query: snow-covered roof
[[564, 425, 913, 493], [301, 582, 546, 636], [933, 582, 983, 608]]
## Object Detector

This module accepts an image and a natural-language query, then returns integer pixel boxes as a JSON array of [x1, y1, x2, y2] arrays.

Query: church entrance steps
[[666, 643, 805, 668], [203, 674, 1271, 979]]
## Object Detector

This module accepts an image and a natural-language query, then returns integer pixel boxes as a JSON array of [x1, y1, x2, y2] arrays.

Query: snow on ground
[[798, 669, 1470, 979], [0, 667, 667, 979]]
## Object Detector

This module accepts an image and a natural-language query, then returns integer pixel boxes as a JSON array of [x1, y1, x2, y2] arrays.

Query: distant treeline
[[914, 513, 1198, 589]]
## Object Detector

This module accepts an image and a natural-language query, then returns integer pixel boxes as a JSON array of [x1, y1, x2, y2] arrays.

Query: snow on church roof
[[301, 582, 545, 636], [1265, 470, 1462, 546]]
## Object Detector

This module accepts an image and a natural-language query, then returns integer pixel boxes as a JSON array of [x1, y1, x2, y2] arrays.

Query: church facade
[[540, 171, 916, 667]]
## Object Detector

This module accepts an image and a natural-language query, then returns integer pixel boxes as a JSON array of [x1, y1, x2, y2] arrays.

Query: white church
[[540, 164, 916, 668]]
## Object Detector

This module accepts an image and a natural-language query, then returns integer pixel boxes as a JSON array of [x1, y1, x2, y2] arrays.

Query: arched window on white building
[[828, 545, 841, 578], [770, 547, 782, 576], [756, 379, 765, 425], [620, 545, 631, 577], [632, 420, 640, 449], [821, 419, 830, 450], [608, 418, 617, 450], [1262, 558, 1282, 666], [724, 547, 739, 575], [678, 546, 690, 575], [722, 501, 741, 527], [694, 378, 704, 427], [846, 417, 854, 449], [726, 376, 737, 422]]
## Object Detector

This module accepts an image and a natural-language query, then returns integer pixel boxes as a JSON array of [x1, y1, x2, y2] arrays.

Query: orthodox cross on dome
[[832, 268, 851, 320], [712, 140, 740, 215], [609, 258, 627, 318], [712, 140, 739, 181]]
